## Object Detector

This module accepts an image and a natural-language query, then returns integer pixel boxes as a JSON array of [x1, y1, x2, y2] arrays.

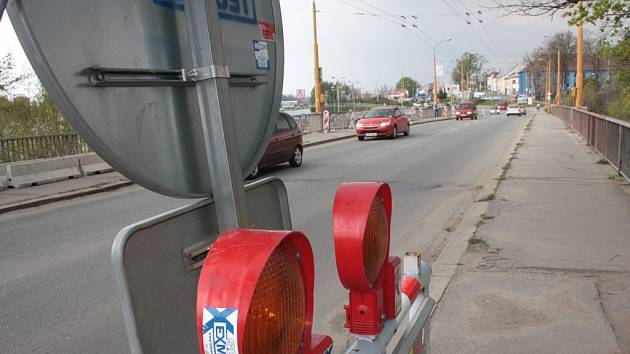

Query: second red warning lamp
[[332, 182, 402, 335]]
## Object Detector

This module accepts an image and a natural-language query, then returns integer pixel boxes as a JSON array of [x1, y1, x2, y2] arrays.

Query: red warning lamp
[[196, 229, 332, 354], [333, 182, 401, 335]]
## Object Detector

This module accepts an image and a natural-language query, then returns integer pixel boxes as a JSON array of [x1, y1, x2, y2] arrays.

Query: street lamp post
[[433, 38, 452, 109]]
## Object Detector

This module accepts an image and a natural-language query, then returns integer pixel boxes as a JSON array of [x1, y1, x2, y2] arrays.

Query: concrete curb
[[428, 114, 535, 306], [304, 117, 455, 148], [0, 180, 134, 215]]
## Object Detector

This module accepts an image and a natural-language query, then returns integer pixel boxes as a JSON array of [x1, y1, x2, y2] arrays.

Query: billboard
[[296, 89, 306, 102]]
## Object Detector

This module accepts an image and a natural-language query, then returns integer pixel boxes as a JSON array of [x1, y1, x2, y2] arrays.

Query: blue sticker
[[217, 0, 258, 24], [202, 307, 239, 354], [153, 0, 184, 11], [253, 40, 271, 71]]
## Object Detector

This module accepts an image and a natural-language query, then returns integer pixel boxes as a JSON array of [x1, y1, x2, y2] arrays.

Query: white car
[[506, 104, 522, 117], [490, 107, 500, 115]]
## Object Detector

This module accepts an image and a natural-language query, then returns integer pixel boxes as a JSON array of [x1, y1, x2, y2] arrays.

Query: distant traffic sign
[[6, 0, 284, 197]]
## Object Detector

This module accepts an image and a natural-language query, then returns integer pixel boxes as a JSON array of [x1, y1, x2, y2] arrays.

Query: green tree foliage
[[452, 52, 487, 91], [597, 33, 630, 120], [0, 53, 24, 96], [523, 31, 577, 98], [499, 0, 628, 119], [438, 88, 448, 100], [0, 54, 73, 138], [496, 0, 629, 35], [395, 77, 419, 98]]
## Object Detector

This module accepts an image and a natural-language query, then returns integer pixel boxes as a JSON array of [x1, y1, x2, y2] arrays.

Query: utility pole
[[546, 58, 551, 111], [556, 47, 562, 105], [575, 1, 584, 107], [312, 1, 323, 113], [351, 81, 356, 111], [336, 83, 341, 113], [433, 38, 451, 105], [461, 61, 465, 97]]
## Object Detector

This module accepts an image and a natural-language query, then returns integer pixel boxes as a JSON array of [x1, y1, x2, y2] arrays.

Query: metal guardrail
[[551, 105, 630, 182], [0, 133, 92, 163]]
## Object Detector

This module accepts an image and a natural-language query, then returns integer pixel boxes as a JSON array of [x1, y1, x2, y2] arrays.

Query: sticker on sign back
[[202, 307, 239, 354], [259, 21, 275, 41], [253, 40, 271, 71]]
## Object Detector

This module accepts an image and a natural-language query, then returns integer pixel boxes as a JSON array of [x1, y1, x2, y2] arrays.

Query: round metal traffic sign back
[[7, 0, 283, 197]]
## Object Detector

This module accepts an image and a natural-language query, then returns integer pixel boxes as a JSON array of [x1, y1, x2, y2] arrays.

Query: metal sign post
[[184, 0, 249, 230]]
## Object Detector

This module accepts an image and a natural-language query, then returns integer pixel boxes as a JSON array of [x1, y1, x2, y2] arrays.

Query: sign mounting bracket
[[87, 66, 267, 88]]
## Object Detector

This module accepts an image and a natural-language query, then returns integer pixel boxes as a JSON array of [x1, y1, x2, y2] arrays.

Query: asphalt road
[[0, 113, 530, 353]]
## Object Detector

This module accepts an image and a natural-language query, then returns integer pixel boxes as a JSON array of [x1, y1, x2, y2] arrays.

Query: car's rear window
[[509, 105, 519, 108], [364, 108, 395, 118], [458, 104, 476, 109]]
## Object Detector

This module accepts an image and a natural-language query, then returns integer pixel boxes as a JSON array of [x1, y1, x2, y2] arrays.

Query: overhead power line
[[440, 0, 503, 61], [342, 0, 456, 60], [445, 0, 509, 64]]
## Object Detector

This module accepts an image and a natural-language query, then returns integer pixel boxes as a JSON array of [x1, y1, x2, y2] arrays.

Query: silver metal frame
[[344, 255, 435, 354], [112, 177, 292, 354]]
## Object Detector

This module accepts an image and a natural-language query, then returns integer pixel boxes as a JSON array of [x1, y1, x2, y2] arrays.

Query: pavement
[[431, 112, 630, 353], [0, 116, 452, 214], [0, 115, 525, 353]]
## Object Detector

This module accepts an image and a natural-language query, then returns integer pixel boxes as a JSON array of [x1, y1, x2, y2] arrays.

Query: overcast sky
[[0, 1, 584, 96]]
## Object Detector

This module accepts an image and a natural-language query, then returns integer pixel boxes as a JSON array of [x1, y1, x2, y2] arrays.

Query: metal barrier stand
[[345, 254, 436, 354]]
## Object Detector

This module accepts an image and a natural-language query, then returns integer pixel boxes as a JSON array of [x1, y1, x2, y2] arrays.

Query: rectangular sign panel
[[112, 177, 292, 354]]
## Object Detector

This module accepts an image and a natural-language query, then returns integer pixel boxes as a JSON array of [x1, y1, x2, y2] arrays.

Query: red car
[[355, 107, 410, 141], [497, 101, 508, 110], [455, 103, 478, 120], [249, 112, 303, 178]]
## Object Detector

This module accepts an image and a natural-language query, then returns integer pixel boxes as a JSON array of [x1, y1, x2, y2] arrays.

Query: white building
[[499, 65, 525, 97], [486, 71, 500, 94]]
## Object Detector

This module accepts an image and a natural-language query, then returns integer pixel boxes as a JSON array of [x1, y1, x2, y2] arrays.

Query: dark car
[[249, 112, 303, 178], [355, 107, 411, 140], [455, 103, 478, 120]]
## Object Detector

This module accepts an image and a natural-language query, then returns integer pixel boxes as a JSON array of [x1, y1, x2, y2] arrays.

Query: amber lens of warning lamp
[[363, 197, 389, 285], [243, 239, 306, 354]]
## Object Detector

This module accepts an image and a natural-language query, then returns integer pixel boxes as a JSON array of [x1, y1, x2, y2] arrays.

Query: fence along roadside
[[551, 105, 630, 183], [0, 134, 91, 164]]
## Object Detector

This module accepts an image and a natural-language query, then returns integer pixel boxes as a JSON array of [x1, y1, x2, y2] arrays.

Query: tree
[[596, 33, 630, 120], [0, 55, 72, 138], [0, 53, 26, 98], [395, 77, 419, 99], [452, 52, 487, 91], [493, 0, 629, 34], [523, 31, 577, 98], [438, 88, 448, 100]]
